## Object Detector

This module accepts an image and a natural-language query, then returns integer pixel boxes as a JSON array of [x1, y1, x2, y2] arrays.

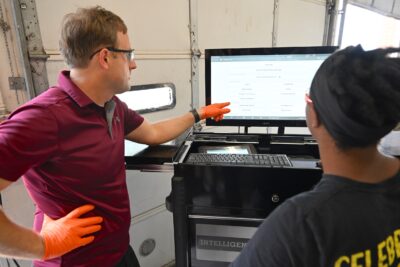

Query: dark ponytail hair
[[310, 45, 400, 149]]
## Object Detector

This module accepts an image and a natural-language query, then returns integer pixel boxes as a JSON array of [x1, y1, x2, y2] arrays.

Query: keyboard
[[186, 153, 292, 168]]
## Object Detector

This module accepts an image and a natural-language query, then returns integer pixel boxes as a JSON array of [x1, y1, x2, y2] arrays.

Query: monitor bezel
[[205, 46, 338, 127]]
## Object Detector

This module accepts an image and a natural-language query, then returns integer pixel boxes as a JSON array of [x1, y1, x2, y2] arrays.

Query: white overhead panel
[[374, 0, 394, 13], [350, 0, 400, 19], [396, 1, 400, 17], [197, 0, 275, 49], [276, 0, 326, 47], [121, 0, 190, 51], [36, 0, 190, 52], [352, 0, 372, 4]]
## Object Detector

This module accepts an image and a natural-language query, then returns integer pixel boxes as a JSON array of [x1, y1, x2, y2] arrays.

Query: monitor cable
[[11, 259, 19, 267], [4, 259, 20, 267]]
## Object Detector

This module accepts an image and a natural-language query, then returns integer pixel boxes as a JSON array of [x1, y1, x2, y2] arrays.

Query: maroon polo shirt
[[0, 71, 144, 266]]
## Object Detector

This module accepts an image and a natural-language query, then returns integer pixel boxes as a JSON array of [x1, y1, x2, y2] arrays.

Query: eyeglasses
[[90, 47, 135, 62]]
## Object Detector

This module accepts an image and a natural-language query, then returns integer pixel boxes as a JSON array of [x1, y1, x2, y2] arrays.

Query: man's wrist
[[190, 109, 201, 123]]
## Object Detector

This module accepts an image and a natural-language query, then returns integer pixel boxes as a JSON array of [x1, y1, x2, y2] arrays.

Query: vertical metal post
[[323, 0, 346, 46], [323, 0, 335, 45], [189, 0, 200, 110], [10, 0, 35, 99], [337, 0, 348, 47], [10, 0, 49, 99], [0, 1, 15, 113], [272, 0, 279, 47]]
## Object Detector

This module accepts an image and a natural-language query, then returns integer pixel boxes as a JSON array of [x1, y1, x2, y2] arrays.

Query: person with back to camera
[[0, 6, 230, 267], [230, 45, 400, 267]]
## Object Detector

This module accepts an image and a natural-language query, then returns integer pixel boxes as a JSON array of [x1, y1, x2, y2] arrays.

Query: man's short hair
[[59, 6, 127, 68]]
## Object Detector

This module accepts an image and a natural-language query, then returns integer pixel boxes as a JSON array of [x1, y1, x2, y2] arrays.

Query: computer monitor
[[205, 46, 337, 128]]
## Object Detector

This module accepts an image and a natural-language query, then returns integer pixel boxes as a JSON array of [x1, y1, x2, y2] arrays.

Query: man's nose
[[129, 59, 137, 70]]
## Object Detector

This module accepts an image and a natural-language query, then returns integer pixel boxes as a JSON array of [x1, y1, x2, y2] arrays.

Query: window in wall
[[337, 4, 400, 50], [118, 83, 176, 114]]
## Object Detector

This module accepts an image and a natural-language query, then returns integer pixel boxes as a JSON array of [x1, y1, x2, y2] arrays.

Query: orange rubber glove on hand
[[199, 102, 231, 122], [40, 204, 103, 260]]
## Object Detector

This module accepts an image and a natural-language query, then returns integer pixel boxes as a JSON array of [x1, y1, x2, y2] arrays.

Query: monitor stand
[[278, 126, 285, 135]]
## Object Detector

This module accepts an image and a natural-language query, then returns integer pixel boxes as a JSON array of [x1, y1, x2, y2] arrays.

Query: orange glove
[[199, 102, 231, 122], [40, 204, 103, 260]]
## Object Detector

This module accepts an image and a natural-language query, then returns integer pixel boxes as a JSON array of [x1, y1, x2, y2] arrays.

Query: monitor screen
[[198, 144, 256, 155], [205, 46, 337, 127]]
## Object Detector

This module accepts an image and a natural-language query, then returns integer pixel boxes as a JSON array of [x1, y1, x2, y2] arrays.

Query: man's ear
[[98, 49, 110, 69]]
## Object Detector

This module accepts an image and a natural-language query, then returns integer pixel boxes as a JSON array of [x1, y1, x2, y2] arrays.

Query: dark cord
[[12, 259, 20, 267]]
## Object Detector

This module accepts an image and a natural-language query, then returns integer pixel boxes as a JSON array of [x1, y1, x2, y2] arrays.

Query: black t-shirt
[[230, 171, 400, 267]]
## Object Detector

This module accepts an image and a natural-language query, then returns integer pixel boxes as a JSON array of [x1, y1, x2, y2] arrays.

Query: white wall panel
[[395, 1, 400, 17], [36, 0, 190, 51], [124, 0, 190, 51], [126, 170, 172, 217], [197, 0, 274, 111], [197, 0, 275, 50], [130, 209, 174, 267], [350, 0, 400, 19], [374, 0, 395, 13], [352, 0, 373, 5], [276, 0, 326, 46], [2, 179, 34, 267]]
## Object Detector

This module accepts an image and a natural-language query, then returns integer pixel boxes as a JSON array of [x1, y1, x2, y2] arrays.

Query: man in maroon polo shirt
[[0, 6, 230, 267]]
